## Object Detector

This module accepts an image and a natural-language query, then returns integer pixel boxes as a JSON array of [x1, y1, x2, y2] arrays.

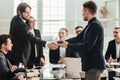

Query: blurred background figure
[[26, 16, 45, 69], [75, 26, 83, 35], [49, 28, 76, 64], [0, 34, 24, 80], [105, 27, 120, 80]]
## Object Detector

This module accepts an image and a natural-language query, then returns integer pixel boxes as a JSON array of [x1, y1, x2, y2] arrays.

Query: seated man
[[0, 34, 25, 80], [75, 26, 83, 35], [105, 27, 120, 80], [49, 28, 77, 64]]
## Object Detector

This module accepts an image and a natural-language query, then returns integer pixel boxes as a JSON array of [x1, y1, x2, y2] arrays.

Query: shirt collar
[[0, 50, 6, 55], [88, 17, 96, 24], [20, 17, 26, 23]]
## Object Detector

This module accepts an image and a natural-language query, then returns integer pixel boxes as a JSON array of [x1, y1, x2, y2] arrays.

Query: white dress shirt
[[60, 47, 66, 59], [116, 43, 120, 58], [115, 43, 120, 76]]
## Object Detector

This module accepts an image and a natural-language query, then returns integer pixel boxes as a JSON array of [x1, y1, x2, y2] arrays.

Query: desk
[[29, 63, 108, 80], [106, 62, 120, 67], [106, 62, 120, 80], [29, 63, 83, 80], [110, 68, 120, 73], [109, 68, 120, 80]]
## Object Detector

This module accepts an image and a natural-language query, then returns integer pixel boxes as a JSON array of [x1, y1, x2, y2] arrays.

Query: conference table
[[106, 62, 120, 80], [28, 63, 84, 80], [27, 62, 120, 80]]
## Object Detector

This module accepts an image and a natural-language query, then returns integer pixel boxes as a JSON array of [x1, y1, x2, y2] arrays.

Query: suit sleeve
[[105, 42, 112, 61], [67, 23, 102, 53], [11, 20, 46, 47], [23, 25, 46, 47], [0, 55, 13, 79], [49, 48, 59, 64], [37, 30, 45, 58], [67, 31, 84, 43]]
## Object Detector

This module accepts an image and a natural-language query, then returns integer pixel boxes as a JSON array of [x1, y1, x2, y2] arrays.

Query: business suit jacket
[[0, 51, 13, 80], [9, 15, 46, 65], [66, 17, 106, 71], [28, 29, 44, 66], [49, 41, 78, 64], [105, 40, 117, 61]]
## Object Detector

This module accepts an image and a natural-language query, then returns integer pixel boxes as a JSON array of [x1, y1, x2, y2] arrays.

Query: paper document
[[106, 62, 120, 66], [51, 64, 66, 68], [110, 68, 120, 73]]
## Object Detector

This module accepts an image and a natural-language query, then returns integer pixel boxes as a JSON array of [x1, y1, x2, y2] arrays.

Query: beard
[[83, 16, 88, 21], [21, 14, 30, 20]]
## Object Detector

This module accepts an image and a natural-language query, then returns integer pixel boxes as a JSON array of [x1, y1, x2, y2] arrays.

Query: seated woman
[[49, 28, 77, 64]]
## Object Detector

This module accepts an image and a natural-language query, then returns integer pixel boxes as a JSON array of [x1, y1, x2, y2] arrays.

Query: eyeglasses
[[113, 31, 119, 34], [76, 31, 81, 33], [29, 20, 35, 23]]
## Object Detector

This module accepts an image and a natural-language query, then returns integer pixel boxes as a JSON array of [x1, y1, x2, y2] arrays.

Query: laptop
[[65, 57, 82, 78]]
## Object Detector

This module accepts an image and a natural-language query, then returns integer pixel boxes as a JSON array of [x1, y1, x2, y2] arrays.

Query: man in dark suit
[[59, 1, 106, 80], [0, 34, 24, 80], [9, 2, 58, 66], [105, 27, 120, 80], [26, 16, 45, 69]]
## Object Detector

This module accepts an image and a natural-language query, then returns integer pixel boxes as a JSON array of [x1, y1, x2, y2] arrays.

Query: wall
[[0, 0, 13, 34]]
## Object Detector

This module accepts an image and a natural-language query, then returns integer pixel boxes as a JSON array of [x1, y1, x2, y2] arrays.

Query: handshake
[[47, 41, 68, 50]]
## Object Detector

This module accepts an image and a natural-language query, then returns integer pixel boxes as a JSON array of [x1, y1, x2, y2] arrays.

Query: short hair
[[26, 16, 35, 25], [17, 2, 31, 15], [83, 1, 97, 15], [75, 26, 83, 30], [114, 27, 120, 29], [60, 28, 68, 33], [0, 34, 11, 48]]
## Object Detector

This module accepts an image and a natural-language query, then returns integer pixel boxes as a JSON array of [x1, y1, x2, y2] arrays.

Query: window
[[14, 0, 37, 20], [42, 0, 66, 36]]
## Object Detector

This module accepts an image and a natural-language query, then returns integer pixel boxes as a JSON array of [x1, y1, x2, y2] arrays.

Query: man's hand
[[17, 74, 24, 80], [58, 58, 66, 64], [11, 65, 17, 72], [40, 58, 45, 66], [47, 42, 58, 50], [108, 58, 117, 63], [58, 41, 68, 48]]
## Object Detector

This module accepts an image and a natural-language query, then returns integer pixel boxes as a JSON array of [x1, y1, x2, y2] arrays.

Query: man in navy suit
[[9, 2, 58, 66], [105, 27, 120, 80], [59, 1, 106, 80]]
